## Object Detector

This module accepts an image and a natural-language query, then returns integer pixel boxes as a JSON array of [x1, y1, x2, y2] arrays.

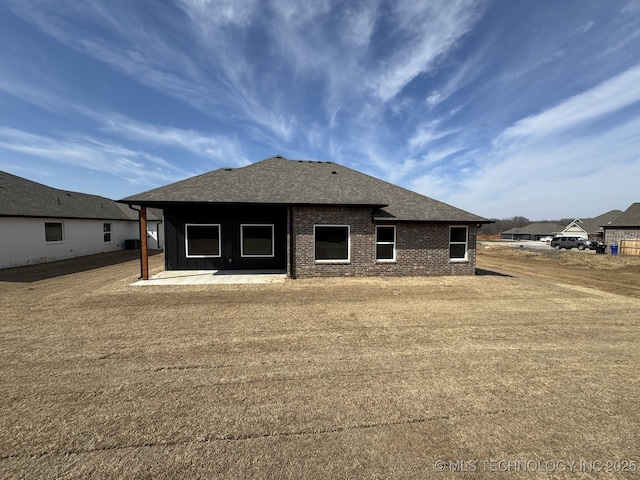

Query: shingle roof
[[0, 170, 161, 221], [502, 222, 565, 236], [121, 156, 489, 223], [577, 210, 623, 233], [605, 203, 640, 227]]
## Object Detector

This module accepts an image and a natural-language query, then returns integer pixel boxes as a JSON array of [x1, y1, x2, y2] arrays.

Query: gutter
[[128, 204, 146, 280]]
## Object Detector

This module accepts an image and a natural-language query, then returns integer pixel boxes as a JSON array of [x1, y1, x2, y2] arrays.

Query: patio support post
[[139, 206, 149, 280]]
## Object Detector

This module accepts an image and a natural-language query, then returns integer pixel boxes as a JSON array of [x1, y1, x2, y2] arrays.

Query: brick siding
[[291, 206, 476, 278]]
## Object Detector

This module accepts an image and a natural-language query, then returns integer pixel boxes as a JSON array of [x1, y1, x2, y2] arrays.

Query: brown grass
[[1, 252, 639, 478]]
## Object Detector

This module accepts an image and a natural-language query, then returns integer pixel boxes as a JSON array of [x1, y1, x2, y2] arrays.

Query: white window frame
[[185, 223, 222, 258], [375, 225, 396, 262], [44, 221, 64, 243], [449, 225, 469, 262], [103, 222, 112, 243], [240, 224, 275, 258], [313, 225, 351, 264]]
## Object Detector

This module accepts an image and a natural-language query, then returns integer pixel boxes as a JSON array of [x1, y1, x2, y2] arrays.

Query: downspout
[[288, 206, 295, 279], [155, 220, 163, 249]]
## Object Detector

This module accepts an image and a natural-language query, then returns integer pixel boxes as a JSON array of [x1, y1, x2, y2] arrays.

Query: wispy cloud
[[6, 0, 296, 142], [574, 21, 595, 37], [500, 64, 640, 140], [0, 73, 250, 169], [0, 127, 185, 186], [0, 79, 65, 113], [505, 50, 566, 82], [432, 67, 640, 218], [454, 115, 640, 218], [2, 0, 639, 219], [366, 0, 485, 101], [101, 116, 251, 167], [175, 0, 261, 28], [419, 145, 468, 166], [342, 2, 379, 47], [4, 0, 487, 158], [407, 120, 458, 152]]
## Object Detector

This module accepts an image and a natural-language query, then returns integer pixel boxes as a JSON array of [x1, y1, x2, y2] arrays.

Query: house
[[0, 170, 163, 269], [560, 210, 622, 241], [120, 156, 490, 279], [500, 222, 565, 241], [603, 203, 640, 253]]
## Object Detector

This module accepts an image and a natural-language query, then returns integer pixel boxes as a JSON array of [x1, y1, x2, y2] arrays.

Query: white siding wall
[[561, 226, 588, 237], [146, 220, 164, 249], [0, 217, 139, 268]]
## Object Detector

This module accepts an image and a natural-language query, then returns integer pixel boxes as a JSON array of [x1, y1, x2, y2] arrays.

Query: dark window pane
[[450, 244, 466, 259], [376, 244, 394, 260], [450, 227, 467, 243], [243, 225, 273, 256], [187, 225, 220, 256], [103, 223, 111, 243], [376, 226, 394, 243], [315, 226, 349, 260], [45, 222, 63, 242]]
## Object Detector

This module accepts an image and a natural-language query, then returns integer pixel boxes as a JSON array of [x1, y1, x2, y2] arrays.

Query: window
[[45, 222, 64, 242], [241, 224, 274, 257], [185, 224, 221, 257], [376, 225, 396, 261], [103, 223, 112, 243], [314, 225, 350, 262], [449, 226, 468, 261]]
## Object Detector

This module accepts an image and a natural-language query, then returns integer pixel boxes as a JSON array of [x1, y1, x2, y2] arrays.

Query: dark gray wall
[[164, 204, 287, 270]]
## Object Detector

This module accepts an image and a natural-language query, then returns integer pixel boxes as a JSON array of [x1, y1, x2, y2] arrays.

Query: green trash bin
[[611, 244, 618, 255]]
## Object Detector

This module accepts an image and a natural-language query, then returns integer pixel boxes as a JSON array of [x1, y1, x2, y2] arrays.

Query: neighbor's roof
[[604, 203, 640, 228], [575, 210, 624, 233], [0, 170, 162, 221], [502, 222, 565, 235], [121, 156, 489, 223]]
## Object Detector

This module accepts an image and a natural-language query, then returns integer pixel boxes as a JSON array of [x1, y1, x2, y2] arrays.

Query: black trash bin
[[125, 239, 141, 250], [595, 243, 606, 254]]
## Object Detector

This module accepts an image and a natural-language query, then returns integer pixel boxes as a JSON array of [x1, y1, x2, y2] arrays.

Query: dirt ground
[[478, 243, 640, 299], [0, 249, 639, 479]]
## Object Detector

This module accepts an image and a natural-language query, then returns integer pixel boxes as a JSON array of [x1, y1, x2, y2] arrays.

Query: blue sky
[[1, 0, 639, 220]]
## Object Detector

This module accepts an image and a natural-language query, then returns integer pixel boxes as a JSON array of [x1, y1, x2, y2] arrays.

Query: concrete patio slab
[[131, 269, 286, 286]]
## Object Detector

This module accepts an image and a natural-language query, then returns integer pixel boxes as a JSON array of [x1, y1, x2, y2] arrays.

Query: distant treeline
[[479, 217, 574, 236]]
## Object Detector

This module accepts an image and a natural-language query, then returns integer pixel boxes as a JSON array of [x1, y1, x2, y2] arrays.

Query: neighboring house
[[120, 156, 490, 279], [603, 203, 640, 247], [560, 210, 622, 241], [0, 171, 163, 269], [560, 220, 587, 238], [500, 222, 565, 241]]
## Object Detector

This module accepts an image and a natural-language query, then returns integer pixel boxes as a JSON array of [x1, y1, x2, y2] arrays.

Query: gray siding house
[[501, 222, 565, 241], [121, 156, 490, 279]]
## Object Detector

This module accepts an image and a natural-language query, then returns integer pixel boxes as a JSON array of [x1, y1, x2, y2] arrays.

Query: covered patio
[[131, 269, 286, 286]]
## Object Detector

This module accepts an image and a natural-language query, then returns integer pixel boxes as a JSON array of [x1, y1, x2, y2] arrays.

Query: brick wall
[[291, 206, 476, 278]]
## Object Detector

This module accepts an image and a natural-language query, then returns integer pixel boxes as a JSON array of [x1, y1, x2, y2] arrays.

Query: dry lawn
[[0, 249, 639, 479]]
